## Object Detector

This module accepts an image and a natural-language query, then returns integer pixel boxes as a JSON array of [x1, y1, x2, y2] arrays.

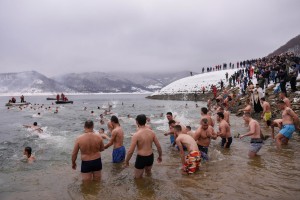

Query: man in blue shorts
[[275, 101, 300, 148], [104, 116, 126, 163]]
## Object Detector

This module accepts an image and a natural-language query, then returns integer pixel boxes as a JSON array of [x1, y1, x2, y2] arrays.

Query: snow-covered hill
[[151, 69, 238, 95]]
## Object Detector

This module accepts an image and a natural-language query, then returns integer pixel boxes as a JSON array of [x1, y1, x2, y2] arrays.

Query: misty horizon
[[1, 0, 299, 77]]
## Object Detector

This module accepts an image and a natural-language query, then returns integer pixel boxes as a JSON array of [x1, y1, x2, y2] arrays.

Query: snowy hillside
[[151, 69, 238, 95]]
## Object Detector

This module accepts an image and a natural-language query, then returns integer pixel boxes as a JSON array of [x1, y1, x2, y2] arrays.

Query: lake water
[[0, 94, 299, 200]]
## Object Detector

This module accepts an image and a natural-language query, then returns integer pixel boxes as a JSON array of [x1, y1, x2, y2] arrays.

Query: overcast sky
[[0, 0, 299, 76]]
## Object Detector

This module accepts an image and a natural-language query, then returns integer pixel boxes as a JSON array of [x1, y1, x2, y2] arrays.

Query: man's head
[[99, 128, 105, 133], [200, 118, 209, 130], [173, 125, 182, 136], [166, 112, 173, 121], [201, 107, 208, 115], [260, 97, 265, 102], [186, 126, 191, 131], [33, 122, 37, 126], [277, 100, 286, 110], [279, 92, 286, 99], [216, 112, 224, 122], [168, 120, 176, 127], [242, 112, 252, 123], [84, 120, 94, 129], [136, 114, 147, 126], [111, 115, 119, 127], [24, 146, 32, 158]]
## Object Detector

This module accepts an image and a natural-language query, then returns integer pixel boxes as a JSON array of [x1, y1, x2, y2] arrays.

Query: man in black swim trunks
[[72, 120, 104, 181], [125, 114, 162, 178]]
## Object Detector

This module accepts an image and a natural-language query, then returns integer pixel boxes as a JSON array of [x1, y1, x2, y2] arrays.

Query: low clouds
[[0, 0, 299, 76]]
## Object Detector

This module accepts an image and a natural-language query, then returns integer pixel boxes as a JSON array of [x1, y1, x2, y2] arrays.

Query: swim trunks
[[81, 157, 102, 173], [264, 112, 272, 121], [135, 153, 154, 169], [197, 145, 209, 161], [170, 134, 175, 145], [197, 145, 208, 154], [112, 146, 126, 163], [279, 124, 296, 139], [221, 137, 232, 148], [249, 138, 263, 153], [183, 150, 201, 174]]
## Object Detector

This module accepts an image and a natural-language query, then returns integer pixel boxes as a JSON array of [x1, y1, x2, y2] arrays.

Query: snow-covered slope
[[151, 69, 238, 95]]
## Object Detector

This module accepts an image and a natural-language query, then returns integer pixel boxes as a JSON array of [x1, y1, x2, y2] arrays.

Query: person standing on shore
[[72, 120, 104, 181], [216, 112, 232, 148], [104, 116, 126, 163], [240, 113, 263, 158], [124, 114, 162, 178], [273, 101, 300, 148]]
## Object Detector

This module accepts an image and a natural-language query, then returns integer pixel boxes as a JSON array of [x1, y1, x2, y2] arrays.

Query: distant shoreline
[[0, 92, 152, 97]]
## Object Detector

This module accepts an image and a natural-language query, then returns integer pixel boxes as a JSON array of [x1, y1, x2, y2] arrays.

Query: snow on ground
[[152, 69, 240, 95]]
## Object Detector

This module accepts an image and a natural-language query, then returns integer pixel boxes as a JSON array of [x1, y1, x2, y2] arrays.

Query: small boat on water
[[5, 102, 30, 107], [55, 101, 73, 104], [46, 97, 57, 100]]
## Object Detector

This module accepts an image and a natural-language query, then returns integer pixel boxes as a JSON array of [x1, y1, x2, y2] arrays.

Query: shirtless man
[[260, 98, 272, 126], [238, 99, 251, 113], [240, 113, 263, 158], [279, 92, 291, 108], [23, 122, 43, 133], [216, 112, 232, 148], [274, 100, 300, 147], [124, 114, 162, 178], [72, 120, 104, 181], [200, 107, 214, 127], [186, 126, 195, 138], [104, 116, 126, 163], [98, 128, 111, 140], [218, 105, 230, 125], [24, 147, 36, 163], [193, 118, 217, 159], [164, 112, 177, 145], [174, 125, 201, 174]]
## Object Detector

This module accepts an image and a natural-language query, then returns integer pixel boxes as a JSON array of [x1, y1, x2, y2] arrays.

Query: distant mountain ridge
[[268, 34, 300, 57], [0, 70, 191, 94], [0, 71, 74, 93]]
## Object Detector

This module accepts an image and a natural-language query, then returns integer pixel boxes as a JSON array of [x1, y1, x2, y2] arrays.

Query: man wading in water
[[125, 114, 162, 178], [72, 120, 104, 181]]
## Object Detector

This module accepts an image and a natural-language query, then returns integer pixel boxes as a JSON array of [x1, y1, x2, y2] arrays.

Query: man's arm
[[153, 134, 162, 163], [287, 108, 300, 129], [104, 130, 117, 149], [217, 124, 226, 137], [124, 134, 137, 167], [209, 127, 218, 140], [193, 128, 200, 141], [240, 122, 255, 139], [71, 138, 79, 170], [99, 136, 105, 152]]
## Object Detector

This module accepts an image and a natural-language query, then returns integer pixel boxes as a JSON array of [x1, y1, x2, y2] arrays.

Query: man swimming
[[23, 147, 36, 163], [240, 113, 263, 158], [124, 114, 162, 178], [72, 120, 104, 181], [174, 125, 201, 174], [104, 116, 126, 163], [23, 122, 43, 133]]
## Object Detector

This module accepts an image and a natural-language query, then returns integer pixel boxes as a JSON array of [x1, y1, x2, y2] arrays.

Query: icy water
[[0, 94, 299, 200]]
